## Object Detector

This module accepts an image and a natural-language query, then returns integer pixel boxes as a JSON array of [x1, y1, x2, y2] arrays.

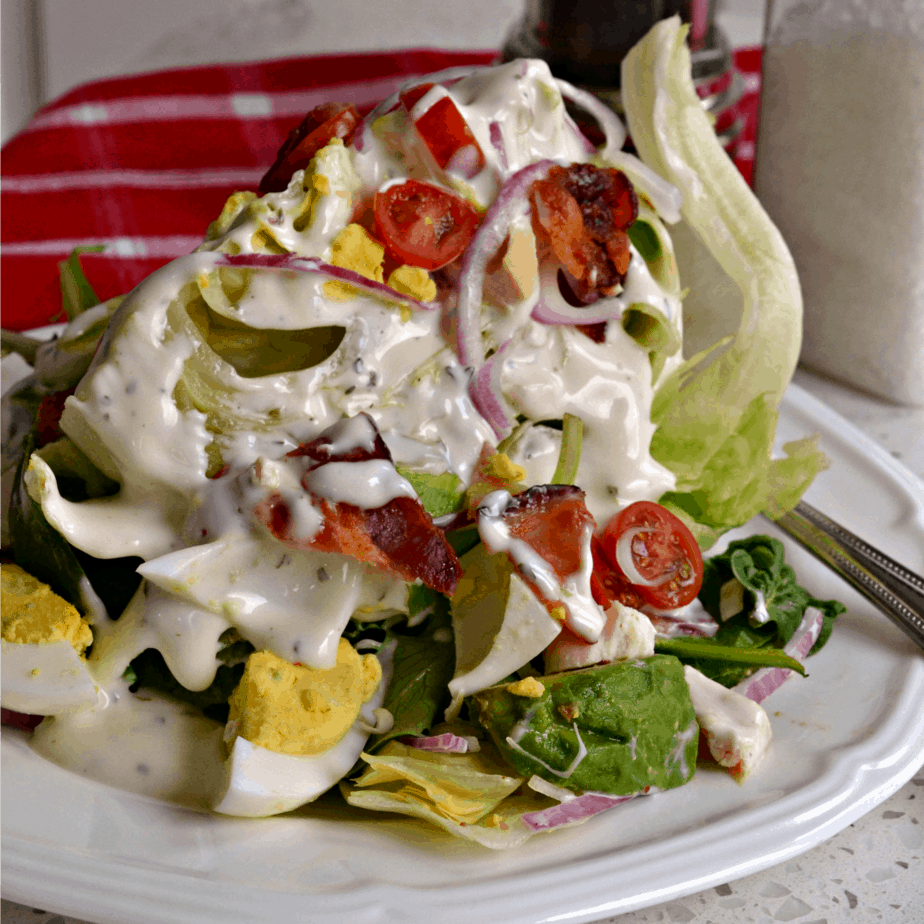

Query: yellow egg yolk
[[1, 563, 93, 654], [227, 640, 382, 756]]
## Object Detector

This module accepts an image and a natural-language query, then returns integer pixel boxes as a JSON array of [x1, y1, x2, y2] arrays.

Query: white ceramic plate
[[3, 382, 924, 924]]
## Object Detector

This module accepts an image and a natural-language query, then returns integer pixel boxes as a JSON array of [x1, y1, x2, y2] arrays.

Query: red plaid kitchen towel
[[1, 47, 761, 332]]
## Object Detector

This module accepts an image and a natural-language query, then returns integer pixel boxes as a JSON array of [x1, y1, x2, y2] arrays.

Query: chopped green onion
[[551, 413, 583, 485]]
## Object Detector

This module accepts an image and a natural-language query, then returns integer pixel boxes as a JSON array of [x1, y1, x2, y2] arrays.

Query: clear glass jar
[[755, 0, 924, 406]]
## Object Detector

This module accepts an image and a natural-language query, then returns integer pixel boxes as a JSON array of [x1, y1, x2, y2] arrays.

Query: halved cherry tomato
[[589, 534, 647, 610], [374, 179, 478, 270], [259, 102, 360, 194], [598, 501, 703, 609], [401, 83, 485, 177]]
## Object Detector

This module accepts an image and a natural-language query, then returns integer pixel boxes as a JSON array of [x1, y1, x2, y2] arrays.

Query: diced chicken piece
[[683, 665, 772, 782], [543, 600, 655, 673]]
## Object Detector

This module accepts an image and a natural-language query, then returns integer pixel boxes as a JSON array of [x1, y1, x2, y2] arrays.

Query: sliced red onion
[[531, 263, 625, 326], [446, 144, 483, 180], [647, 612, 719, 639], [615, 527, 671, 588], [401, 732, 479, 754], [213, 252, 437, 312], [488, 122, 509, 171], [456, 160, 556, 368], [352, 120, 369, 153], [733, 606, 824, 704], [554, 78, 628, 162], [470, 340, 516, 439], [521, 789, 640, 832]]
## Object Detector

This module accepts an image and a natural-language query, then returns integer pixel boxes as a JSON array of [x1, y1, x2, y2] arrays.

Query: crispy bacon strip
[[531, 163, 638, 303], [257, 415, 463, 596]]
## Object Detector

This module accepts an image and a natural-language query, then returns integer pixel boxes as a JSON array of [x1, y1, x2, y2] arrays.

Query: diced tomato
[[259, 102, 360, 194], [401, 85, 485, 177], [374, 179, 478, 270], [1, 708, 43, 732], [399, 83, 435, 112], [597, 501, 703, 610], [255, 414, 462, 596], [35, 386, 76, 447]]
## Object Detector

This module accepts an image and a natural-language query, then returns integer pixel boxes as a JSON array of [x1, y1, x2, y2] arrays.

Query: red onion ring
[[456, 160, 556, 368], [213, 252, 437, 312], [401, 733, 478, 754], [531, 263, 625, 326], [470, 340, 516, 439], [521, 788, 647, 832], [488, 121, 509, 171], [733, 606, 824, 704], [554, 78, 628, 162]]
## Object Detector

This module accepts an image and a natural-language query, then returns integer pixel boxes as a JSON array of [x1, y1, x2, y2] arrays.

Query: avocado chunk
[[473, 655, 698, 794]]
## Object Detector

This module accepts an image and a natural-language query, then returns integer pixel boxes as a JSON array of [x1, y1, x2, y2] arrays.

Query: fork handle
[[773, 501, 924, 652]]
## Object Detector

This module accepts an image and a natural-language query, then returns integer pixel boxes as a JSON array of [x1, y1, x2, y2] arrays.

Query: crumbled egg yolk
[[505, 676, 546, 698], [387, 265, 437, 303], [0, 563, 92, 655], [324, 223, 386, 300], [227, 640, 382, 756], [324, 222, 436, 309], [485, 452, 527, 483]]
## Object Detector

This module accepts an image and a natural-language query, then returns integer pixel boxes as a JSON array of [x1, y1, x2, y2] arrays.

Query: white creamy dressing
[[498, 320, 675, 522], [31, 681, 225, 809], [16, 59, 685, 808]]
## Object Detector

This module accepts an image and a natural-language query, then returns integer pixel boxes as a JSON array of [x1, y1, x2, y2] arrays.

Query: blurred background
[[1, 0, 765, 144]]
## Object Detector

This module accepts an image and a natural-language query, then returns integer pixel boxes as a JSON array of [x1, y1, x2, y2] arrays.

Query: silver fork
[[771, 501, 924, 651]]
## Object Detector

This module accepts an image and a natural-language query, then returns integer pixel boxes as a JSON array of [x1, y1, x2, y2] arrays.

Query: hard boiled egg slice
[[212, 680, 386, 817], [1, 639, 99, 715]]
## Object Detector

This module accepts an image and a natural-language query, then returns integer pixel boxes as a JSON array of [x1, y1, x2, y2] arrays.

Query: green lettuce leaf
[[394, 466, 466, 518], [58, 246, 105, 321], [622, 18, 826, 546]]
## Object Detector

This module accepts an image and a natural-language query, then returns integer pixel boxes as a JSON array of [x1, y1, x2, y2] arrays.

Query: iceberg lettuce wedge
[[622, 18, 825, 545]]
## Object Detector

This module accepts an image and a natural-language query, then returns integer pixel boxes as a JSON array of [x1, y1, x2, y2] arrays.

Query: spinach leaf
[[8, 430, 89, 610], [9, 430, 141, 619], [688, 534, 846, 685], [446, 524, 480, 558], [369, 598, 456, 752], [655, 637, 807, 675]]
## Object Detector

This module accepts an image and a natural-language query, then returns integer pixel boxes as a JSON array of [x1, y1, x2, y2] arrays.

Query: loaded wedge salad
[[1, 19, 842, 848]]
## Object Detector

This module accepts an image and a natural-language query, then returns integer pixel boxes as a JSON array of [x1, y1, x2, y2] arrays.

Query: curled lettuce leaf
[[622, 18, 825, 546], [344, 739, 559, 849]]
